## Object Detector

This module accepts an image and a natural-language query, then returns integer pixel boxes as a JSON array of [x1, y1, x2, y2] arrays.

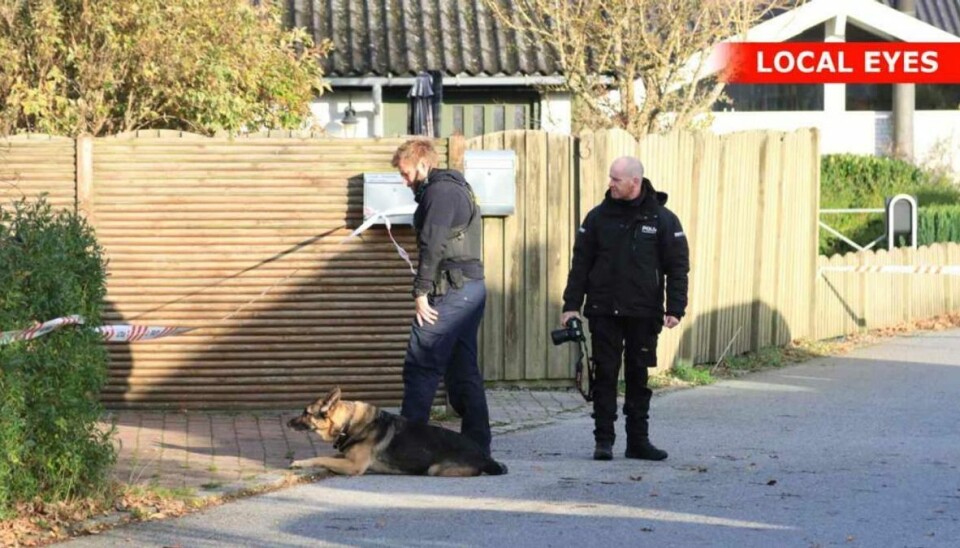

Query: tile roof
[[291, 0, 960, 80], [878, 0, 960, 36], [290, 0, 560, 78]]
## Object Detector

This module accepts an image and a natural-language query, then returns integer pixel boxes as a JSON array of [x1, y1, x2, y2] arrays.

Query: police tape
[[818, 265, 960, 275], [2, 206, 424, 348], [0, 315, 195, 346], [342, 205, 417, 274]]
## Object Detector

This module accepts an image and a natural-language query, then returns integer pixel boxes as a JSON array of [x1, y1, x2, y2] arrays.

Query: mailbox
[[362, 172, 416, 225], [885, 194, 917, 250], [464, 150, 517, 216]]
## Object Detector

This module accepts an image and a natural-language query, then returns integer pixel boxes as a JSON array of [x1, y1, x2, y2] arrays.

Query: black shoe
[[625, 439, 668, 461], [593, 441, 613, 461]]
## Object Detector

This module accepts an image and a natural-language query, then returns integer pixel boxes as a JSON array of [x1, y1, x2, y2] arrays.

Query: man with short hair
[[561, 156, 690, 461], [391, 138, 492, 456]]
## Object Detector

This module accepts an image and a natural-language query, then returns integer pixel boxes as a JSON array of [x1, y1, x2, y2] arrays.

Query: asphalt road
[[65, 329, 960, 547]]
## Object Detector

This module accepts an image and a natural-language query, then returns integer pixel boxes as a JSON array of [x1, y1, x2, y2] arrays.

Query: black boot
[[593, 440, 613, 461], [625, 438, 668, 461]]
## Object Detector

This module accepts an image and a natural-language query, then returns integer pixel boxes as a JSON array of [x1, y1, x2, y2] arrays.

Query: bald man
[[561, 156, 689, 461]]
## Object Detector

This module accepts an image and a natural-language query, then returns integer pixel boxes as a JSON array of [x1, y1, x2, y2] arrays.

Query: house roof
[[878, 0, 960, 36], [291, 0, 560, 79], [693, 0, 960, 81], [743, 0, 960, 43]]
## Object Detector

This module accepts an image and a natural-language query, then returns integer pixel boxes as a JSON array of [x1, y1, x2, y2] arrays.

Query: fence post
[[448, 134, 465, 172], [76, 134, 94, 221]]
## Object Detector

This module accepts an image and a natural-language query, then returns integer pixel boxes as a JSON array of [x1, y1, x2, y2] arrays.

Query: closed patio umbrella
[[408, 70, 443, 137]]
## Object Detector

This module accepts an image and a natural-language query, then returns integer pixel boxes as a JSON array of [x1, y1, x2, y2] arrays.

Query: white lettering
[[864, 51, 882, 72], [921, 51, 939, 73], [774, 51, 795, 72], [836, 52, 854, 73], [902, 51, 921, 72], [796, 51, 815, 73], [757, 51, 772, 73], [881, 51, 902, 72]]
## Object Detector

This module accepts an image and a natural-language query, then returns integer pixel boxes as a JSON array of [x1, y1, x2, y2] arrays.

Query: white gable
[[697, 0, 960, 78]]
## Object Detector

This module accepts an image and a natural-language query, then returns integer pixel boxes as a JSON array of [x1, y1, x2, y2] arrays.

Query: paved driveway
[[66, 330, 960, 547]]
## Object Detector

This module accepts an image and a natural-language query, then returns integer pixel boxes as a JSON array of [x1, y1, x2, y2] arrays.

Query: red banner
[[717, 42, 960, 84]]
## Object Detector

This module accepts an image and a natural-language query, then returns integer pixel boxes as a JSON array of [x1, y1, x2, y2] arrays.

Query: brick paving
[[100, 389, 589, 493]]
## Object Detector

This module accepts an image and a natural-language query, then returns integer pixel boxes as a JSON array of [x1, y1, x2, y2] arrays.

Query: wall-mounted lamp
[[341, 101, 359, 138]]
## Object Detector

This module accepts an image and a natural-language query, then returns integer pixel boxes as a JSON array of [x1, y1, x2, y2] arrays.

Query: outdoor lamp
[[341, 101, 359, 138]]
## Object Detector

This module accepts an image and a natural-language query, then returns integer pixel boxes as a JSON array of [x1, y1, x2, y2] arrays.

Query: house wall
[[310, 90, 573, 138], [539, 92, 572, 134], [309, 92, 379, 138], [710, 110, 960, 176]]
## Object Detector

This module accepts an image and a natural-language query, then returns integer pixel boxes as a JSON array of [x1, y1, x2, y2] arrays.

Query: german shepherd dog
[[287, 387, 508, 477]]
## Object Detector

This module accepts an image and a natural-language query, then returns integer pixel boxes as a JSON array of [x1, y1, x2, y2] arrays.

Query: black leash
[[574, 335, 595, 402]]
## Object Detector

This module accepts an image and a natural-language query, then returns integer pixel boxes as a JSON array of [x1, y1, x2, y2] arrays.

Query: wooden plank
[[546, 133, 573, 379], [524, 130, 548, 380], [501, 130, 525, 380], [466, 133, 506, 381]]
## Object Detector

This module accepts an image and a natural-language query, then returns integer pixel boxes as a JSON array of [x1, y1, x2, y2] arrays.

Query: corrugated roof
[[878, 0, 960, 36], [290, 0, 560, 78]]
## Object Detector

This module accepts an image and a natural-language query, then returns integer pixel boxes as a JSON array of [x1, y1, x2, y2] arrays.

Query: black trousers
[[400, 279, 491, 455], [588, 315, 661, 445]]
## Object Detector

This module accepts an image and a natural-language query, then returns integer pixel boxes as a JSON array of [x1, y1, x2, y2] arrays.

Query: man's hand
[[663, 315, 680, 329], [560, 311, 582, 326], [415, 295, 439, 326]]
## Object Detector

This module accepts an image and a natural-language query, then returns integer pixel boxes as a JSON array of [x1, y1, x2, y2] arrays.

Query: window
[[713, 24, 825, 112], [473, 106, 485, 135], [717, 84, 824, 111], [381, 87, 541, 137], [453, 106, 465, 134], [845, 25, 891, 111], [917, 85, 960, 110]]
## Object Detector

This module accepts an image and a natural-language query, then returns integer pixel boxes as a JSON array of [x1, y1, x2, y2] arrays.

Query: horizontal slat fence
[[86, 133, 444, 409], [6, 128, 959, 410], [0, 134, 76, 212]]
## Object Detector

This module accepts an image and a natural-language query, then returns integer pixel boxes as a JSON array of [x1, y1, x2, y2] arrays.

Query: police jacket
[[562, 178, 689, 320], [412, 168, 484, 297]]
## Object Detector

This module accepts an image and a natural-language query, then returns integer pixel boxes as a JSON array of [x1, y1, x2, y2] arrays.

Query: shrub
[[820, 154, 960, 256], [0, 196, 114, 517], [918, 204, 960, 245]]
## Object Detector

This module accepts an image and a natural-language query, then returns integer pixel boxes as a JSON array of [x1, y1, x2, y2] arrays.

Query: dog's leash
[[574, 336, 595, 402], [2, 209, 419, 346]]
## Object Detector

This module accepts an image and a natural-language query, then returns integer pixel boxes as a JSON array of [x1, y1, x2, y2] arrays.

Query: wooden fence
[[815, 243, 960, 340], [6, 128, 955, 410], [575, 129, 821, 369]]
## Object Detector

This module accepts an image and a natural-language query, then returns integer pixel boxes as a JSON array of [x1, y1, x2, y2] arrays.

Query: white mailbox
[[362, 173, 416, 225], [464, 150, 517, 216]]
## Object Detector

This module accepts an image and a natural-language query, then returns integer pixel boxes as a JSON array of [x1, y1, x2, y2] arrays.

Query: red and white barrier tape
[[819, 265, 960, 275], [94, 324, 195, 342], [3, 208, 423, 347], [342, 205, 417, 274], [1, 315, 195, 346]]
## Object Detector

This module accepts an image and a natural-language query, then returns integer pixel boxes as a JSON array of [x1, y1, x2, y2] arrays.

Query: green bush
[[820, 154, 960, 256], [0, 196, 114, 517], [918, 204, 960, 245]]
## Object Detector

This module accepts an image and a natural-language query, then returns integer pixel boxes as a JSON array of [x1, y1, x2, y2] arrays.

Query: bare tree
[[484, 0, 797, 137]]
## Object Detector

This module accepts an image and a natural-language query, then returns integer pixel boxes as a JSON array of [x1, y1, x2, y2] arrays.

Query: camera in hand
[[551, 317, 585, 345]]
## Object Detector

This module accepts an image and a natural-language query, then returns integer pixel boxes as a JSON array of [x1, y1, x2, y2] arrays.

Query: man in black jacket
[[391, 139, 492, 456], [561, 156, 689, 461]]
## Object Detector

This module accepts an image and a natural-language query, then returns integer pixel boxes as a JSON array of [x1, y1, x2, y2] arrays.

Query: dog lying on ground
[[287, 387, 508, 477]]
